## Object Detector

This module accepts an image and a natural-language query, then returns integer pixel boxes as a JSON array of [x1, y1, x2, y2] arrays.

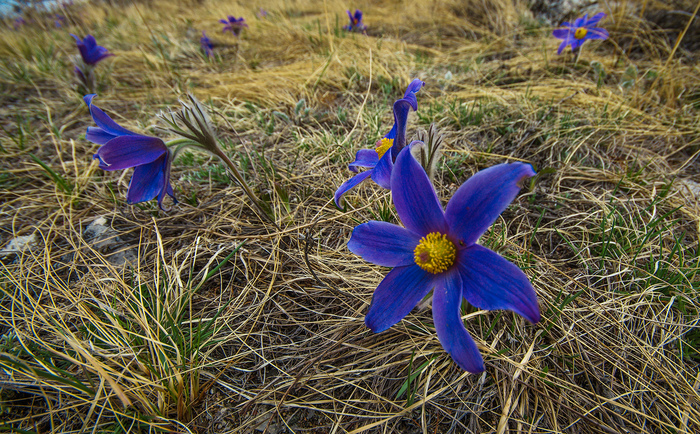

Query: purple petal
[[334, 170, 372, 207], [89, 47, 113, 64], [586, 27, 609, 40], [84, 95, 138, 138], [402, 79, 424, 111], [391, 146, 448, 235], [432, 272, 485, 373], [390, 99, 413, 158], [557, 40, 568, 55], [94, 135, 167, 171], [156, 152, 176, 210], [365, 265, 437, 332], [445, 162, 535, 247], [348, 148, 378, 172], [458, 245, 540, 324], [384, 122, 397, 142], [571, 38, 584, 52], [552, 28, 570, 39], [370, 148, 393, 189], [127, 154, 167, 204], [348, 221, 420, 267], [86, 126, 118, 145], [83, 35, 97, 51], [585, 12, 606, 27], [74, 66, 86, 84], [573, 15, 587, 28]]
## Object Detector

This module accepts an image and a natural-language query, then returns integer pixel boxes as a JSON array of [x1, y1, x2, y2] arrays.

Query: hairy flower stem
[[212, 149, 280, 230]]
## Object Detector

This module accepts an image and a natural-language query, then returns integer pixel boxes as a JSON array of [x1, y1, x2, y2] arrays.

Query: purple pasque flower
[[84, 94, 176, 209], [553, 13, 608, 54], [71, 34, 114, 65], [220, 15, 248, 37], [348, 145, 540, 373], [334, 79, 424, 206], [200, 31, 214, 57], [343, 9, 366, 32], [257, 8, 268, 19]]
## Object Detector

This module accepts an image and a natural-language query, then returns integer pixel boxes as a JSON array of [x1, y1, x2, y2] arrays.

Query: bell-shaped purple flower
[[348, 145, 540, 373], [220, 16, 248, 37], [334, 79, 424, 207], [71, 34, 114, 66], [343, 9, 366, 33], [553, 13, 609, 54], [84, 94, 176, 209]]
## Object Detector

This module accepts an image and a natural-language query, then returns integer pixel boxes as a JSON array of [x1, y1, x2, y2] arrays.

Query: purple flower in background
[[343, 9, 366, 33], [84, 94, 176, 209], [13, 17, 26, 30], [334, 79, 424, 207], [54, 14, 66, 28], [348, 146, 540, 373], [257, 8, 268, 19], [200, 31, 214, 57], [71, 34, 114, 65], [553, 13, 608, 54], [220, 15, 248, 37]]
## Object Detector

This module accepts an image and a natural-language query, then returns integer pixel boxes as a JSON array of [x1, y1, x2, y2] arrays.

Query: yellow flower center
[[375, 138, 394, 159], [574, 27, 588, 40], [413, 232, 456, 274]]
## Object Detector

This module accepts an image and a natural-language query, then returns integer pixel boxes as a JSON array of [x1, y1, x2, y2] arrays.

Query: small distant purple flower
[[200, 31, 213, 57], [348, 145, 540, 373], [343, 9, 366, 33], [54, 14, 66, 28], [71, 34, 114, 66], [220, 16, 248, 37], [13, 17, 26, 30], [257, 8, 268, 19], [335, 79, 424, 206], [84, 94, 176, 209], [553, 13, 609, 54]]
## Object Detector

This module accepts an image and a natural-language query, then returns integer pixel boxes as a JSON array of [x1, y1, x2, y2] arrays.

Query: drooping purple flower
[[343, 9, 366, 33], [84, 94, 176, 209], [257, 8, 268, 19], [348, 145, 540, 373], [220, 15, 248, 37], [334, 79, 424, 207], [71, 34, 114, 65], [200, 31, 214, 57], [553, 13, 609, 55]]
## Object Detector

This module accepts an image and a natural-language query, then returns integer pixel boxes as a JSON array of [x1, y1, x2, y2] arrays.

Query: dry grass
[[0, 0, 699, 432]]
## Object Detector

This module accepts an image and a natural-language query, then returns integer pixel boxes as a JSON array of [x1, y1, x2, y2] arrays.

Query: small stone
[[83, 216, 137, 267], [0, 233, 39, 258]]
